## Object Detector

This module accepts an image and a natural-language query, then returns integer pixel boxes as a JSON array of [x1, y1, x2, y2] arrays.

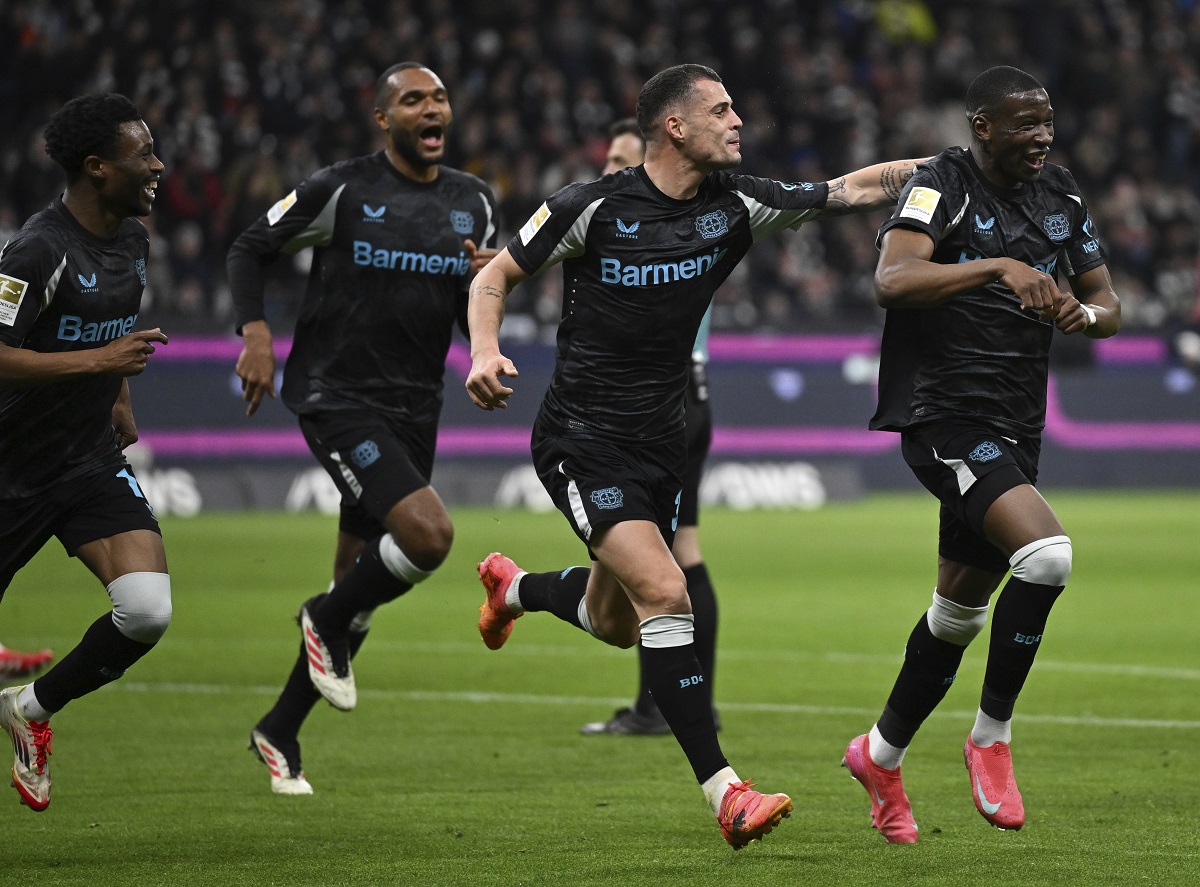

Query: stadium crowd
[[1, 0, 1198, 342]]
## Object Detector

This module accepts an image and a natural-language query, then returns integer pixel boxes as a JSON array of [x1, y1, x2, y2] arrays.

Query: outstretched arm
[[822, 157, 931, 215], [465, 248, 529, 410]]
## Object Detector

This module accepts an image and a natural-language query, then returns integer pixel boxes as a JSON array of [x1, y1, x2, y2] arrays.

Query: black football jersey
[[0, 198, 149, 498], [510, 166, 828, 445], [871, 147, 1107, 438], [228, 152, 498, 423]]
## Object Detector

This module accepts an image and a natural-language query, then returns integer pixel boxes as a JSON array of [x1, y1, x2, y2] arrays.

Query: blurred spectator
[[0, 0, 1197, 339]]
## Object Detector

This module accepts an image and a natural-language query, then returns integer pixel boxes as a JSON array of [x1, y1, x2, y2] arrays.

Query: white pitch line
[[115, 682, 1200, 730], [234, 638, 1200, 682]]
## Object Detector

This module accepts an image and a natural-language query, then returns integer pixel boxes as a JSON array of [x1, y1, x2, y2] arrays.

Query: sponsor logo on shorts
[[351, 440, 381, 468], [590, 486, 624, 510], [968, 441, 1002, 462]]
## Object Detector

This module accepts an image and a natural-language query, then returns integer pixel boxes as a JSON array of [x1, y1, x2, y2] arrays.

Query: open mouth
[[144, 179, 159, 201], [419, 124, 445, 151]]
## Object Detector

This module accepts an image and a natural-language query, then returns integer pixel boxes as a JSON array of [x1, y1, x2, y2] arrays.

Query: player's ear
[[83, 154, 107, 184], [969, 113, 991, 144]]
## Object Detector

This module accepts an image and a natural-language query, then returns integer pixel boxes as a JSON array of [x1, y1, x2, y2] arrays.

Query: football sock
[[638, 615, 726, 784], [867, 725, 906, 770], [29, 613, 155, 712], [980, 575, 1063, 721], [970, 708, 1012, 747], [634, 562, 718, 719], [316, 536, 427, 632], [513, 566, 589, 629], [701, 765, 741, 815], [876, 611, 968, 750], [17, 684, 51, 722]]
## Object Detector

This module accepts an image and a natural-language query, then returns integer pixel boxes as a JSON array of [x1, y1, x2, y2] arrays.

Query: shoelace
[[27, 721, 52, 773], [720, 780, 757, 817]]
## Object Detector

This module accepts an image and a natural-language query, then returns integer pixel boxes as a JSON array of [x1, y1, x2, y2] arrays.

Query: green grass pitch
[[2, 491, 1196, 886]]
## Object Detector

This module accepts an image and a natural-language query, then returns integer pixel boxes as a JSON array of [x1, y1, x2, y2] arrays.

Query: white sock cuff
[[379, 534, 434, 584], [638, 613, 695, 649], [926, 590, 989, 646], [576, 597, 597, 638]]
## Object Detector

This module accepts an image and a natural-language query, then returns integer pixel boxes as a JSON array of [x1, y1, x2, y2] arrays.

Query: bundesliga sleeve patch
[[267, 190, 298, 226], [519, 202, 551, 246], [899, 186, 941, 224], [0, 273, 29, 327]]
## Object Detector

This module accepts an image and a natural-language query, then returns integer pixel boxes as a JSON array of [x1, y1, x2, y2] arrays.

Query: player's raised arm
[[822, 157, 931, 215], [466, 248, 527, 410]]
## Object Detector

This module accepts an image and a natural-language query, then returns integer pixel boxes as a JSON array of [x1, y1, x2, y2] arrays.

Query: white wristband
[[1081, 304, 1097, 328]]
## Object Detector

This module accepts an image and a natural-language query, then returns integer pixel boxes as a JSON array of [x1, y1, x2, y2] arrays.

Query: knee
[[107, 572, 172, 644], [397, 516, 453, 571], [1009, 535, 1072, 587]]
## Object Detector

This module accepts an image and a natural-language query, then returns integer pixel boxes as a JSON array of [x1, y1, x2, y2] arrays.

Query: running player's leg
[[962, 483, 1070, 830], [6, 495, 170, 812], [27, 468, 170, 720], [589, 519, 789, 848], [287, 412, 447, 711]]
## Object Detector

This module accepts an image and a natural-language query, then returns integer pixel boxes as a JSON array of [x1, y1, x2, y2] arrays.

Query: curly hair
[[966, 66, 1045, 119], [43, 93, 143, 182]]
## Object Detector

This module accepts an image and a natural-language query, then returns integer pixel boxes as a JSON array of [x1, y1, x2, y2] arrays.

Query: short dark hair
[[635, 64, 722, 142], [966, 66, 1045, 118], [608, 117, 644, 142], [43, 93, 142, 181], [374, 62, 435, 109]]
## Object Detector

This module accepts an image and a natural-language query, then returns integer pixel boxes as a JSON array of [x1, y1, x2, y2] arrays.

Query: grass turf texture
[[1, 491, 1196, 886]]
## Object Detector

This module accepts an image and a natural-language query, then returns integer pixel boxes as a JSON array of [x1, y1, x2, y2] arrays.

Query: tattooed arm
[[820, 157, 932, 217], [466, 247, 529, 410]]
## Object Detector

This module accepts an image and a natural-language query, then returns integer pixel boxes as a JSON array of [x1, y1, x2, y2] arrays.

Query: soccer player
[[0, 644, 54, 680], [841, 66, 1121, 843], [466, 64, 924, 848], [228, 62, 498, 795], [0, 93, 172, 812], [579, 118, 719, 737]]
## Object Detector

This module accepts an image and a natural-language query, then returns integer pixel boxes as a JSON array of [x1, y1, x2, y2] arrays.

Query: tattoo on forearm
[[475, 284, 506, 302], [824, 176, 851, 213]]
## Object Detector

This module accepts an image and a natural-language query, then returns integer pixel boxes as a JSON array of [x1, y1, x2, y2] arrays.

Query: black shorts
[[299, 409, 436, 541], [901, 422, 1041, 573], [0, 464, 161, 596], [531, 423, 685, 554], [680, 359, 713, 529]]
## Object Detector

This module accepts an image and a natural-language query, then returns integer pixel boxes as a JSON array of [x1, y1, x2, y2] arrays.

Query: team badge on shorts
[[968, 441, 1002, 463], [351, 440, 381, 468], [590, 487, 624, 510]]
